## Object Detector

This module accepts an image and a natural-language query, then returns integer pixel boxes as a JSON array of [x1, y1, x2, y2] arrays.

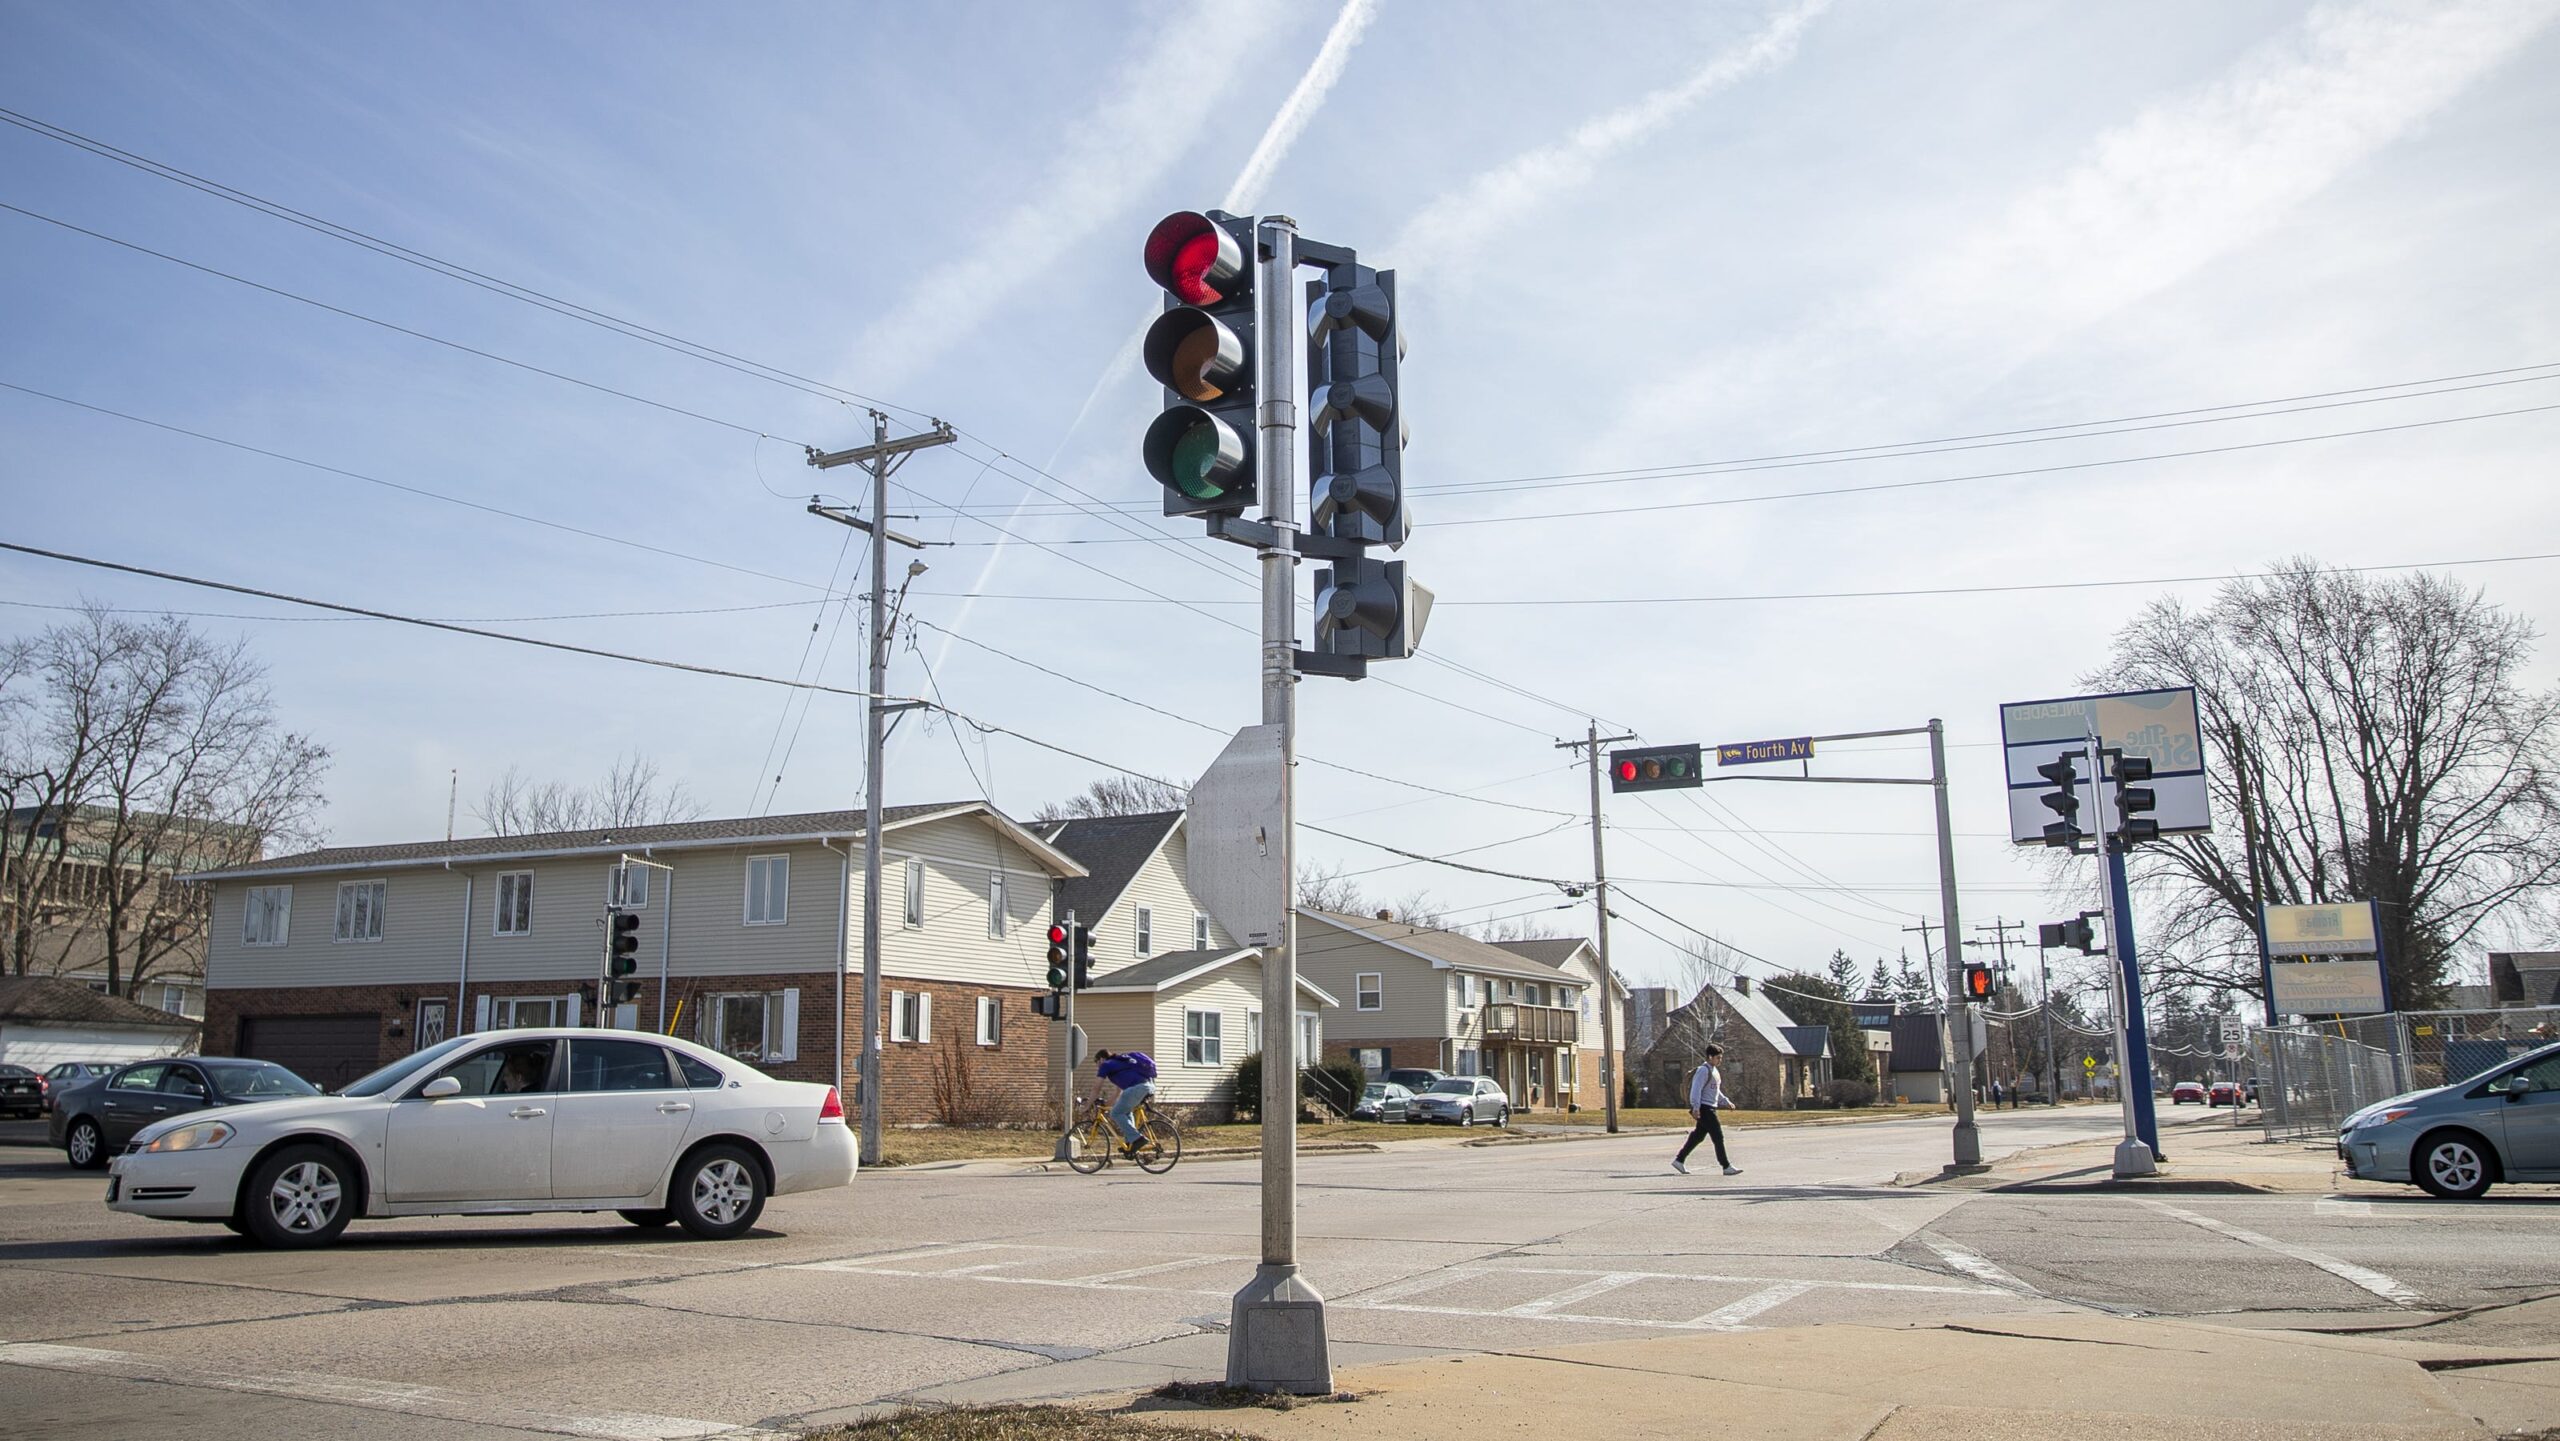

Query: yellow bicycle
[[1066, 1094, 1182, 1174]]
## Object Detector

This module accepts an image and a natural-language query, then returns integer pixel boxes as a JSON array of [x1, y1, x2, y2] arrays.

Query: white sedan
[[105, 1029, 855, 1247]]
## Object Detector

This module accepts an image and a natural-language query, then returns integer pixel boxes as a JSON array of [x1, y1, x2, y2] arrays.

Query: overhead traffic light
[[2034, 754, 2082, 848], [1045, 923, 1072, 991], [1143, 210, 1258, 519], [1609, 743, 1703, 793], [1073, 925, 1095, 990], [608, 911, 640, 978], [1963, 964, 1994, 1001], [2110, 753, 2159, 846], [2040, 915, 2099, 954]]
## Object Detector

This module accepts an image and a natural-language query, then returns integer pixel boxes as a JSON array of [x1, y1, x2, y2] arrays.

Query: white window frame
[[1456, 973, 1477, 1008], [333, 879, 385, 944], [1135, 906, 1154, 957], [903, 858, 925, 929], [499, 996, 558, 1028], [1356, 972, 1383, 1012], [1456, 1046, 1481, 1077], [975, 994, 1000, 1047], [889, 988, 931, 1044], [703, 989, 800, 1063], [744, 854, 789, 926], [242, 885, 292, 947], [1247, 1010, 1264, 1055], [1184, 1008, 1223, 1066], [987, 873, 1007, 939], [156, 984, 187, 1014], [494, 871, 534, 937], [1194, 912, 1210, 950], [1297, 1011, 1320, 1063], [609, 864, 649, 909]]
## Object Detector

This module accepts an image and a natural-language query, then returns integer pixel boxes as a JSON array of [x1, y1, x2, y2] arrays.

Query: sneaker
[[1722, 1165, 1742, 1176], [1670, 1160, 1689, 1176]]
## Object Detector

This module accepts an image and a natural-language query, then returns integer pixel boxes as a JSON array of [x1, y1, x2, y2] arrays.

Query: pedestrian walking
[[1671, 1044, 1741, 1177]]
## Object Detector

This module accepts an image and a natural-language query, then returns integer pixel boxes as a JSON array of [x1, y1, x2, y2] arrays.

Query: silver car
[[1411, 1076, 1509, 1127], [2337, 1042, 2560, 1198]]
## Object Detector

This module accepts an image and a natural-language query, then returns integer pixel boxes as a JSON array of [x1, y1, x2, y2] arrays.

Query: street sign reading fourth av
[[1717, 736, 1814, 767]]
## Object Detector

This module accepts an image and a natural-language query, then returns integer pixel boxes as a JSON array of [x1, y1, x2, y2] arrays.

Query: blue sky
[[5, 1, 2557, 993]]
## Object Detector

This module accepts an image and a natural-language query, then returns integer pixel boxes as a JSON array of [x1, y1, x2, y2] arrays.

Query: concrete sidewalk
[[1901, 1110, 2390, 1195], [1094, 1303, 2560, 1439]]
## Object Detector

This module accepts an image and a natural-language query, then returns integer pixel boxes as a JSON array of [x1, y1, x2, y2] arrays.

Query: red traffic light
[[1145, 212, 1244, 306], [1615, 759, 1637, 783], [1048, 923, 1069, 947]]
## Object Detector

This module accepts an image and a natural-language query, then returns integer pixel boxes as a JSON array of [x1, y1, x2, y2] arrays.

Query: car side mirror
[[419, 1075, 463, 1100]]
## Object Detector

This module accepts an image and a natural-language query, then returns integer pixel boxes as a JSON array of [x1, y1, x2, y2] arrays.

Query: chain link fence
[[2251, 1005, 2560, 1141]]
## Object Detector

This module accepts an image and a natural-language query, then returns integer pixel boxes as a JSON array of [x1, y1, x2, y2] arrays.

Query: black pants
[[1675, 1106, 1729, 1167]]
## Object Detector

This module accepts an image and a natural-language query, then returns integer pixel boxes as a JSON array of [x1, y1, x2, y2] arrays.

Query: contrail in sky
[[919, 0, 1382, 777]]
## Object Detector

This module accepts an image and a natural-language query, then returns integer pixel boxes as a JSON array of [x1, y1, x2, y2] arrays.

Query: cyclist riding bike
[[1095, 1049, 1158, 1155]]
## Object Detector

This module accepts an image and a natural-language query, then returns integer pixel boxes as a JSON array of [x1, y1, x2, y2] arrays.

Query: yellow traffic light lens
[[1170, 324, 1230, 400]]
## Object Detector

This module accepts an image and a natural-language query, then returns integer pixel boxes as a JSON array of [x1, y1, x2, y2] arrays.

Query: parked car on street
[[2208, 1081, 2244, 1107], [51, 1057, 319, 1168], [2170, 1080, 2206, 1105], [1411, 1076, 1510, 1127], [41, 1062, 121, 1115], [2338, 1042, 2560, 1199], [0, 1063, 41, 1118], [1384, 1068, 1445, 1096], [1351, 1082, 1414, 1123], [102, 1029, 856, 1247]]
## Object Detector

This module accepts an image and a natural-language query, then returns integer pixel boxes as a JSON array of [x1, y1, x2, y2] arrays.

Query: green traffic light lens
[[1172, 422, 1230, 500]]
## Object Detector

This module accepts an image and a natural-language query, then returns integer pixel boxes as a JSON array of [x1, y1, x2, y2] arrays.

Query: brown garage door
[[237, 1014, 380, 1091]]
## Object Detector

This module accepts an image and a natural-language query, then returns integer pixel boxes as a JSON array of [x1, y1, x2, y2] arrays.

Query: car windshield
[[1426, 1080, 1474, 1095], [1362, 1084, 1389, 1097], [340, 1035, 475, 1097], [202, 1061, 321, 1099]]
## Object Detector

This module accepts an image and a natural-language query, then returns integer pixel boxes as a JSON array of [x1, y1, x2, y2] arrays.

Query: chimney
[[1732, 976, 1751, 995], [1376, 909, 1393, 921]]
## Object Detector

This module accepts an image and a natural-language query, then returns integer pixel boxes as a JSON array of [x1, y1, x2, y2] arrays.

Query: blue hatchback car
[[2338, 1042, 2560, 1198]]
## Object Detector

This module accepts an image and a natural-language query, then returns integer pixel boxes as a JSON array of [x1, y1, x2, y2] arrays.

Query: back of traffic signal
[[2030, 749, 2160, 849]]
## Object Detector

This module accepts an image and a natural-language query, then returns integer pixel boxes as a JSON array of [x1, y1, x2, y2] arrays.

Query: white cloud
[[1390, 0, 1830, 272], [847, 1, 1286, 394], [1225, 0, 1380, 214]]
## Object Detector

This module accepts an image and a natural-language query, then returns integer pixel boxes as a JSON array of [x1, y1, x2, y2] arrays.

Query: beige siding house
[[1064, 947, 1336, 1115], [191, 803, 1086, 1116]]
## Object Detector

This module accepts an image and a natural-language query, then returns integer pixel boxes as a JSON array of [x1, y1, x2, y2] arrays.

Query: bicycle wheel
[[1064, 1118, 1109, 1174], [1135, 1112, 1182, 1173]]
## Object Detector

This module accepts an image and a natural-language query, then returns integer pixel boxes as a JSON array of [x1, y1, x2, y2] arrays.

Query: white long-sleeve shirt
[[1688, 1061, 1729, 1110]]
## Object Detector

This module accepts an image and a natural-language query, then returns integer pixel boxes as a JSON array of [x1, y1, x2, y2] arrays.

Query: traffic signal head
[[1312, 556, 1432, 662], [1073, 925, 1095, 989], [2110, 753, 2159, 844], [1307, 264, 1406, 550], [612, 980, 642, 1005], [1045, 923, 1071, 991], [1609, 743, 1704, 793], [609, 911, 640, 977], [1963, 964, 1994, 1001], [2034, 754, 2083, 848], [1144, 210, 1258, 519]]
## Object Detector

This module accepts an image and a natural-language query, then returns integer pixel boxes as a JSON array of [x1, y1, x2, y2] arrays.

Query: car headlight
[[139, 1120, 234, 1153]]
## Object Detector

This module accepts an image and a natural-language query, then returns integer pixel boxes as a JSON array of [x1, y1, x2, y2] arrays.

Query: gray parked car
[[1351, 1082, 1414, 1123], [2338, 1042, 2560, 1198], [1411, 1076, 1509, 1127], [48, 1057, 319, 1169]]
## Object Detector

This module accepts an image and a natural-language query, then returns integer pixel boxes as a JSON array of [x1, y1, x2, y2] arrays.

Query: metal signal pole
[[1559, 723, 1635, 1132], [808, 412, 953, 1167]]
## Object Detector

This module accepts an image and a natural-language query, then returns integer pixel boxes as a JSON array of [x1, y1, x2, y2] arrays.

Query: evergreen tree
[[1826, 949, 1862, 995], [1866, 958, 1894, 1003]]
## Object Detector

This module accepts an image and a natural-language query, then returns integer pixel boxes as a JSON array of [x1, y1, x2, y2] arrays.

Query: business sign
[[1851, 1003, 1895, 1030], [1718, 736, 1814, 767], [2263, 901, 2379, 957], [2269, 957, 2388, 1015], [1998, 686, 2212, 846]]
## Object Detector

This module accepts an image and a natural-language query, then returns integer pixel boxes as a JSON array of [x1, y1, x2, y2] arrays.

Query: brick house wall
[[1324, 1036, 1451, 1076]]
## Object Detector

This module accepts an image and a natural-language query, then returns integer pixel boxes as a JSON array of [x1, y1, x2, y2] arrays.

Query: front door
[[415, 998, 450, 1050], [2494, 1054, 2560, 1175], [382, 1038, 557, 1203], [551, 1038, 695, 1200]]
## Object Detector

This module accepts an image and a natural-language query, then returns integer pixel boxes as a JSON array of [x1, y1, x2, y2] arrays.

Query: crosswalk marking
[[2137, 1199, 2420, 1306], [1688, 1282, 1813, 1330]]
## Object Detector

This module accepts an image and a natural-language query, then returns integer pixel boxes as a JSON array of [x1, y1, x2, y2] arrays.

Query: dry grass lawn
[[876, 1120, 1436, 1167], [1533, 1104, 1945, 1129]]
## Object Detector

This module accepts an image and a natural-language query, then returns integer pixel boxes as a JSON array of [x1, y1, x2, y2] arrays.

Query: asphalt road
[[1, 1105, 2550, 1440]]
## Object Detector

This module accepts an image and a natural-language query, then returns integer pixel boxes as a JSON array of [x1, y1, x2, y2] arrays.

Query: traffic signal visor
[[1144, 211, 1244, 306], [1045, 923, 1071, 991]]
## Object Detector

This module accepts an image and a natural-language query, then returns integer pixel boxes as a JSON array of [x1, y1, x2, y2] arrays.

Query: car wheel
[[2413, 1131, 2495, 1200], [1459, 1109, 1475, 1128], [672, 1144, 766, 1240], [617, 1209, 674, 1229], [242, 1144, 355, 1247], [65, 1117, 105, 1170], [1495, 1107, 1509, 1128]]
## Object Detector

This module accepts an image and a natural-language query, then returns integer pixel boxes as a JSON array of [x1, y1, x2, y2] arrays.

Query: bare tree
[[1291, 860, 1446, 926], [476, 752, 704, 836], [1031, 774, 1189, 823], [2093, 561, 2560, 1009], [0, 605, 330, 993]]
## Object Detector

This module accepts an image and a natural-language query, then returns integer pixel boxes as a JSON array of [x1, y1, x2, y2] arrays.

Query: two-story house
[[1037, 811, 1332, 1119], [1294, 909, 1623, 1114], [188, 802, 1087, 1118], [5, 803, 251, 1020]]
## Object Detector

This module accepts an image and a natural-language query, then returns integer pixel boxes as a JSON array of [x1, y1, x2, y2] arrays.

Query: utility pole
[[807, 411, 955, 1167], [1558, 722, 1635, 1132], [1927, 720, 1980, 1168], [1975, 918, 2024, 1098]]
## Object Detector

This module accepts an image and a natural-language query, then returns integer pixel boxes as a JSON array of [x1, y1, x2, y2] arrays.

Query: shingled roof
[[191, 802, 1084, 880], [1040, 811, 1184, 926], [0, 976, 201, 1033]]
